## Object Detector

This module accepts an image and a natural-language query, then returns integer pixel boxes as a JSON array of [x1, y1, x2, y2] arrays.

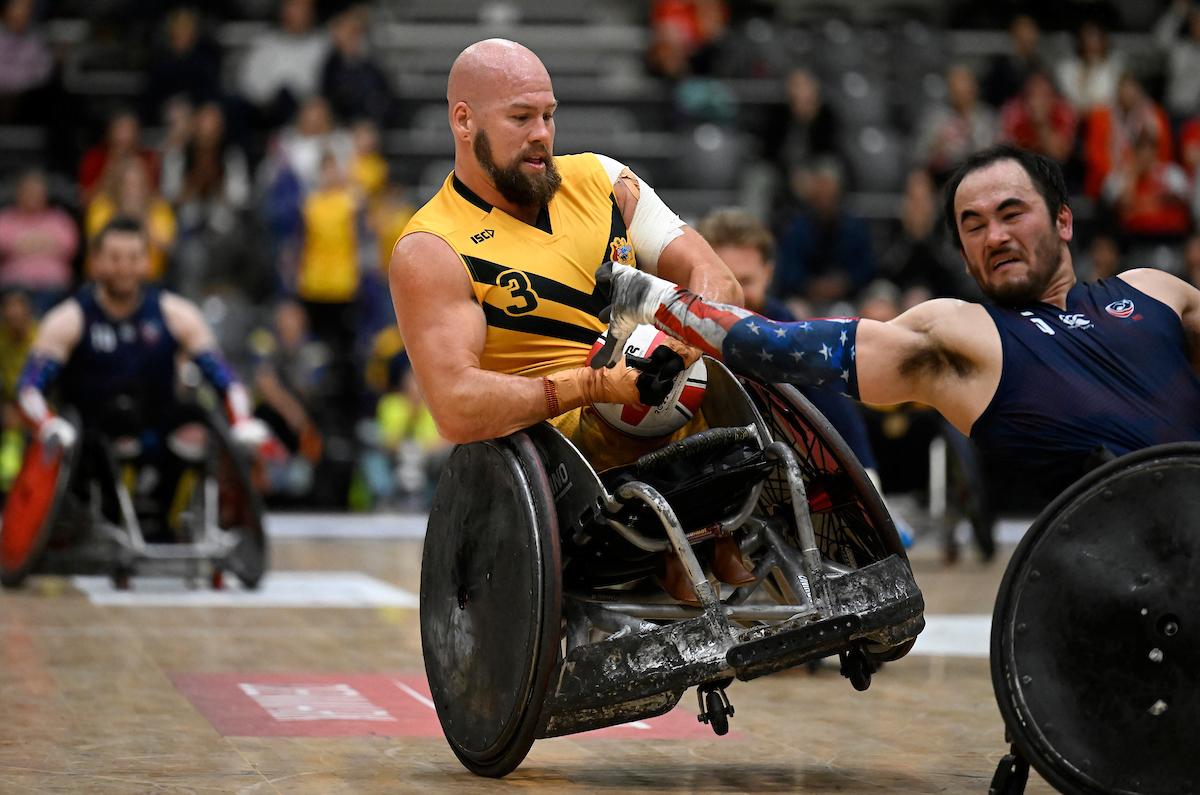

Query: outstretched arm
[[594, 263, 997, 432]]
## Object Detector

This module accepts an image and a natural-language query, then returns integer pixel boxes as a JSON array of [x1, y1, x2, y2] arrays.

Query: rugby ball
[[587, 324, 707, 438]]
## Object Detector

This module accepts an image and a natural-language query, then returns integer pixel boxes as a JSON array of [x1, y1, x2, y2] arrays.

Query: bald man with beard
[[389, 39, 740, 459]]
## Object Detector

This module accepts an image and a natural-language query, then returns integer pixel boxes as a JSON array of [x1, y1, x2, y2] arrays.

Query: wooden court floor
[[0, 523, 1056, 794]]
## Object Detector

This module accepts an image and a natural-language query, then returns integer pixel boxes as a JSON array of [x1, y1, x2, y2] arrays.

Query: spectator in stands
[[1056, 19, 1123, 112], [1102, 131, 1192, 244], [275, 95, 353, 193], [645, 0, 729, 79], [0, 0, 53, 123], [349, 119, 387, 203], [1154, 0, 1200, 123], [915, 63, 997, 184], [879, 169, 965, 301], [857, 279, 902, 322], [1185, 234, 1200, 288], [0, 288, 35, 487], [296, 150, 360, 352], [86, 159, 176, 282], [1000, 71, 1077, 164], [774, 157, 874, 312], [141, 6, 221, 125], [1079, 233, 1123, 280], [1180, 117, 1200, 177], [697, 206, 878, 468], [769, 68, 841, 194], [361, 325, 447, 509], [982, 14, 1043, 108], [0, 168, 77, 314], [163, 102, 251, 297], [367, 182, 414, 276], [248, 298, 327, 501], [1083, 73, 1173, 198], [321, 5, 394, 127], [237, 0, 329, 129], [78, 110, 159, 203]]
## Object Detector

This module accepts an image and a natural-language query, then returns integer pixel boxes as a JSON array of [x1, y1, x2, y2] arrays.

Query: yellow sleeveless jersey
[[399, 153, 704, 470], [399, 153, 636, 378]]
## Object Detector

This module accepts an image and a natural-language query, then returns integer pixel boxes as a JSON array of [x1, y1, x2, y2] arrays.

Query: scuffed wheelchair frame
[[522, 360, 925, 738]]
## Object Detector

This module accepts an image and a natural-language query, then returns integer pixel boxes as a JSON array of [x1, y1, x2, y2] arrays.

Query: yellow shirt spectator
[[298, 186, 359, 303], [86, 196, 176, 282]]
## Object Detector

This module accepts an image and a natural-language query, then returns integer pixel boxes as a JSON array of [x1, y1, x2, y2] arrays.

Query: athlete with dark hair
[[16, 216, 268, 462], [595, 145, 1200, 500]]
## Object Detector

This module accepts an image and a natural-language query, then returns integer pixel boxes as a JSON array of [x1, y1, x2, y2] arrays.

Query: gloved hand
[[37, 415, 77, 453], [591, 261, 681, 370], [230, 417, 271, 451]]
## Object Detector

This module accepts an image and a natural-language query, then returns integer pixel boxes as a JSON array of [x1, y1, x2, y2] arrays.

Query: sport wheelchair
[[989, 443, 1200, 795], [0, 403, 267, 590], [419, 359, 925, 777]]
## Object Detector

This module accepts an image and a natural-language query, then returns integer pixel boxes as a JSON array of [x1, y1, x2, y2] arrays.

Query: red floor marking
[[172, 672, 727, 739]]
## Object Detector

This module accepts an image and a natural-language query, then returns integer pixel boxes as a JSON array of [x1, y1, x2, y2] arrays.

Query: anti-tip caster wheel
[[988, 747, 1030, 795], [839, 645, 876, 692]]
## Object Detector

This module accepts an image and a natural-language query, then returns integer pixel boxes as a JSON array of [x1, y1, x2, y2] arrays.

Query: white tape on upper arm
[[628, 178, 685, 273]]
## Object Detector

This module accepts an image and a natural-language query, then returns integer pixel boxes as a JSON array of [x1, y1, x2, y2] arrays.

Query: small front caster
[[696, 682, 735, 736]]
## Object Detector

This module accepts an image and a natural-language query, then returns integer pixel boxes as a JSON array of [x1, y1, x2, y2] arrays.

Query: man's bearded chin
[[474, 129, 561, 207], [982, 234, 1063, 307]]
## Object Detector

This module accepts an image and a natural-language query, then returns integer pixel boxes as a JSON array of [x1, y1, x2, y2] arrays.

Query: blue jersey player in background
[[595, 145, 1200, 503], [14, 217, 269, 532]]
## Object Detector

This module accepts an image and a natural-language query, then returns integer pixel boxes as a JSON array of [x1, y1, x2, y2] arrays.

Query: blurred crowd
[[2, 0, 1200, 511]]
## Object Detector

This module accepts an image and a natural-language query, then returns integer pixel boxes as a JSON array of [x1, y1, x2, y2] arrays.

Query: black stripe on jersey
[[452, 173, 552, 233], [464, 255, 609, 316], [600, 193, 629, 266], [452, 174, 493, 213], [481, 304, 599, 345]]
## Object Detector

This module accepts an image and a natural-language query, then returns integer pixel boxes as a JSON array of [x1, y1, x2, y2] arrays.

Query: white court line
[[909, 614, 991, 658], [267, 513, 428, 540], [393, 680, 436, 711], [72, 571, 419, 608]]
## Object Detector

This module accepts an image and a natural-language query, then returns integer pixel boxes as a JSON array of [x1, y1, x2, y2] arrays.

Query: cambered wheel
[[992, 443, 1200, 795], [420, 432, 562, 778], [0, 411, 81, 588], [193, 410, 267, 590], [743, 381, 916, 663]]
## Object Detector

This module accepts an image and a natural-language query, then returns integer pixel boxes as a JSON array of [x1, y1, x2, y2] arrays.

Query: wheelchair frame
[[421, 359, 925, 777], [1, 405, 267, 590]]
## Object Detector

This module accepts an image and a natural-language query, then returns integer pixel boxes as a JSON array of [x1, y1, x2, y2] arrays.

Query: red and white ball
[[587, 324, 707, 438]]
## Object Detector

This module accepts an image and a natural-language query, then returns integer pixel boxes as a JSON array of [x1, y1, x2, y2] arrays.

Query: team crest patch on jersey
[[1105, 299, 1135, 319], [609, 236, 636, 267], [1058, 313, 1094, 330]]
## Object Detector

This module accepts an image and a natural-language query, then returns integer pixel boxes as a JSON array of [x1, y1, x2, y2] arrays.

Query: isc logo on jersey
[[1106, 299, 1135, 319], [587, 324, 706, 437]]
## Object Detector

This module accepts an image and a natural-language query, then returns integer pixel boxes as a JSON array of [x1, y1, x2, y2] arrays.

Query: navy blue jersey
[[971, 277, 1200, 498], [59, 284, 181, 428]]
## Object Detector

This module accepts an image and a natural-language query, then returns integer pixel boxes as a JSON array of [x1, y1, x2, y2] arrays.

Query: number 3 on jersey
[[497, 269, 539, 316]]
